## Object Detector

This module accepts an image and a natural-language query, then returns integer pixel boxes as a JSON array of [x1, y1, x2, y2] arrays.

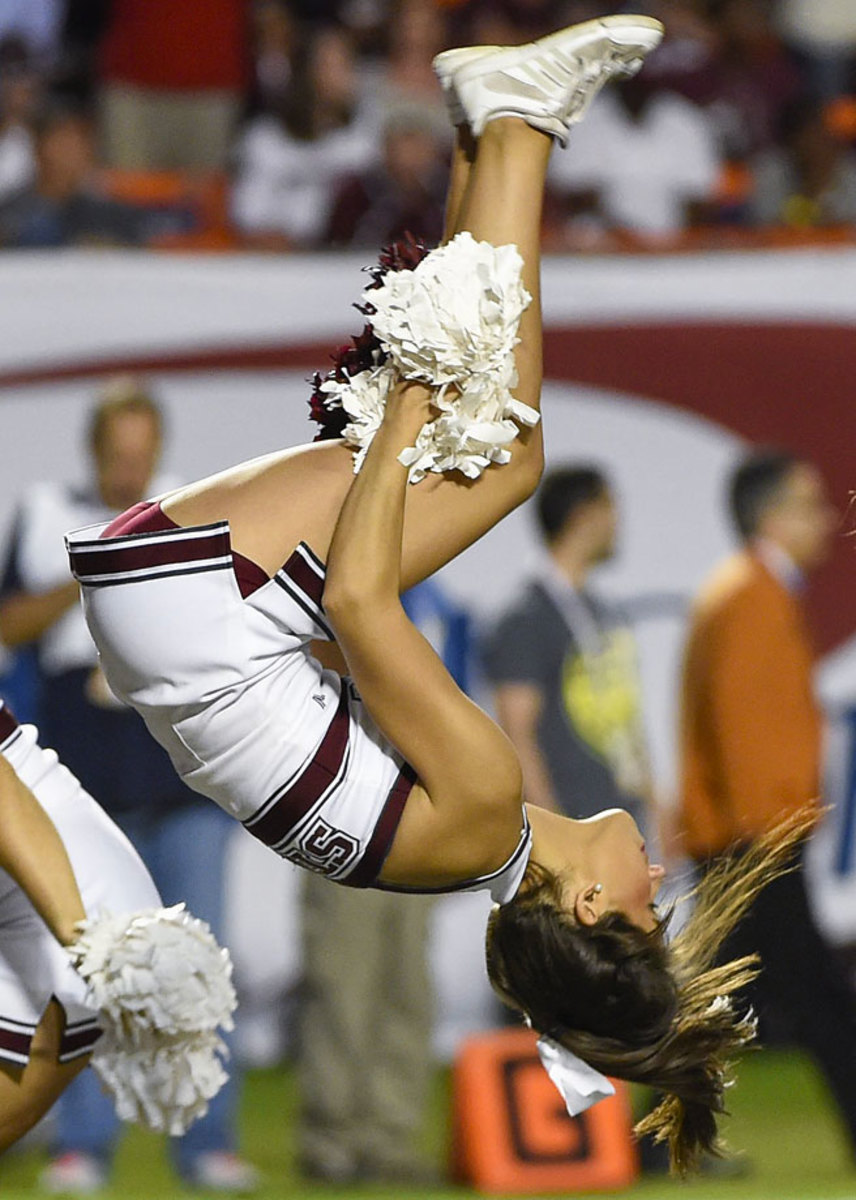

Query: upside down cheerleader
[[64, 16, 814, 1171]]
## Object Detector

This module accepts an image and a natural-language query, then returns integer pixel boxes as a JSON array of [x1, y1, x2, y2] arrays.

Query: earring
[[593, 883, 603, 894]]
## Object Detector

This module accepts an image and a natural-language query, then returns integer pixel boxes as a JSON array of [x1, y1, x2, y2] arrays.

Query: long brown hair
[[485, 806, 818, 1173]]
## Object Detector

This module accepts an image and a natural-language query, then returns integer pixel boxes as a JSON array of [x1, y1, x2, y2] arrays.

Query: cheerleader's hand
[[383, 379, 437, 435]]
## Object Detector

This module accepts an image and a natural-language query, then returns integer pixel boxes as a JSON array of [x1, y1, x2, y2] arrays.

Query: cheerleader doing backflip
[[66, 17, 814, 1171]]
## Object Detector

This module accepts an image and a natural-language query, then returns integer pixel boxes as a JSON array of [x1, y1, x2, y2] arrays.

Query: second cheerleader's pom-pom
[[69, 904, 237, 1135], [319, 231, 539, 483]]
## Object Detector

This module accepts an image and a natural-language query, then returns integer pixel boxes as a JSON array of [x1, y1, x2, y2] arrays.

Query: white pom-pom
[[368, 233, 531, 384], [322, 232, 537, 482], [69, 904, 237, 1135], [320, 363, 398, 475], [90, 1031, 230, 1136]]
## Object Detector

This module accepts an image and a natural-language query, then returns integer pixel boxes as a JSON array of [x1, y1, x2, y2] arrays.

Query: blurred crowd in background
[[0, 0, 855, 252]]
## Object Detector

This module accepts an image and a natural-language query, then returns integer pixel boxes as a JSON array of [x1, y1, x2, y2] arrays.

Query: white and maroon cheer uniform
[[66, 505, 532, 901], [0, 701, 160, 1068]]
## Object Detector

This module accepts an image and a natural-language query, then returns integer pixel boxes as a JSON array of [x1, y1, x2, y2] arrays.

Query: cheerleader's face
[[574, 808, 665, 932]]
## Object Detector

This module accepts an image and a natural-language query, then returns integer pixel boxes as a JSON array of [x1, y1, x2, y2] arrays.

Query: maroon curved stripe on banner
[[1, 322, 852, 653], [0, 343, 329, 389]]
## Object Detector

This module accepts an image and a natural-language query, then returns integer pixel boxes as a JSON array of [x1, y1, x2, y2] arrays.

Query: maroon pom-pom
[[308, 370, 350, 441], [373, 231, 431, 281], [307, 234, 432, 441]]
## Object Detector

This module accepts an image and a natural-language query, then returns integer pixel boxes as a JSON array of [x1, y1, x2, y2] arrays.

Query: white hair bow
[[535, 1034, 615, 1116]]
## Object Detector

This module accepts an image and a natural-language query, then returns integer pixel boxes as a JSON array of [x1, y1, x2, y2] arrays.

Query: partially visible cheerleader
[[0, 698, 235, 1151]]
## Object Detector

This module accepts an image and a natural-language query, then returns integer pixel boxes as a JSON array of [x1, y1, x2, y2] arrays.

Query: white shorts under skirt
[[66, 523, 414, 886]]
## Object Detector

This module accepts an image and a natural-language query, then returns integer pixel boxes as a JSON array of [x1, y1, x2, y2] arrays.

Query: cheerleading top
[[66, 504, 532, 902]]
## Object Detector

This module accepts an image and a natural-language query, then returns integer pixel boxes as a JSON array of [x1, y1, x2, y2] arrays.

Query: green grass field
[[1, 1049, 854, 1199]]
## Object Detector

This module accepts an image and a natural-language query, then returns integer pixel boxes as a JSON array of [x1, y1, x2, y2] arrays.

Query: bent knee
[[0, 1098, 45, 1154], [0, 1053, 89, 1155], [0, 1065, 53, 1153], [0, 1001, 90, 1154]]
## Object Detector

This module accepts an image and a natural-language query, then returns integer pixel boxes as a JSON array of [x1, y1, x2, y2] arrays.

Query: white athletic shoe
[[186, 1152, 261, 1193], [442, 14, 665, 146], [40, 1152, 107, 1194], [433, 45, 499, 126]]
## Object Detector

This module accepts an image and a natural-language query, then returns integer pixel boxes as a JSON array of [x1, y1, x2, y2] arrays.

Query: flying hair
[[485, 805, 819, 1174]]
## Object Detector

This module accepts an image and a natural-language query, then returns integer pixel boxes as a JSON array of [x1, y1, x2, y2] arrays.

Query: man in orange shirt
[[681, 450, 832, 855], [678, 448, 856, 1157]]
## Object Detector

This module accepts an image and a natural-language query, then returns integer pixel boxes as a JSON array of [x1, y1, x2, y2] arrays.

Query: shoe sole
[[453, 14, 664, 86]]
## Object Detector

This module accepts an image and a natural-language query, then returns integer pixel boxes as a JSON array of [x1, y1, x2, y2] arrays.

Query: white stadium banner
[[2, 248, 856, 1057]]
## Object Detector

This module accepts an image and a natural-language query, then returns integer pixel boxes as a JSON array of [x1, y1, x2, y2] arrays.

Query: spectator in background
[[96, 0, 248, 170], [750, 93, 856, 229], [642, 0, 719, 88], [332, 1, 394, 58], [50, 3, 114, 109], [297, 579, 468, 1187], [677, 449, 856, 1163], [325, 108, 447, 248], [246, 0, 297, 120], [546, 70, 720, 245], [777, 0, 856, 101], [231, 24, 379, 251], [298, 882, 436, 1185], [482, 465, 654, 830], [452, 0, 565, 45], [286, 0, 347, 24], [0, 101, 147, 248], [363, 0, 452, 144], [0, 36, 40, 204], [0, 0, 65, 69], [672, 0, 806, 162], [0, 379, 258, 1194]]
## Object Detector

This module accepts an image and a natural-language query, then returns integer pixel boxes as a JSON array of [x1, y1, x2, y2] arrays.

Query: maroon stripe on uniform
[[100, 504, 270, 597], [0, 703, 18, 744], [70, 527, 231, 578], [244, 687, 350, 848], [0, 1023, 33, 1062], [59, 1022, 102, 1062], [343, 763, 417, 888], [282, 546, 325, 609]]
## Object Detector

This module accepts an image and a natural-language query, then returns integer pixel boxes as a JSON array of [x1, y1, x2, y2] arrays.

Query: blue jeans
[[53, 802, 239, 1177]]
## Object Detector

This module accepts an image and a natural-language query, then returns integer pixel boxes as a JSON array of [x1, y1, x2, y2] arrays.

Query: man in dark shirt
[[325, 108, 446, 249], [482, 464, 651, 824]]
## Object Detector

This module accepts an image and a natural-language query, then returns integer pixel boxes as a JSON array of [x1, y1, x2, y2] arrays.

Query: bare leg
[[167, 119, 553, 588], [449, 118, 550, 415], [0, 1001, 88, 1153], [442, 125, 477, 242]]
